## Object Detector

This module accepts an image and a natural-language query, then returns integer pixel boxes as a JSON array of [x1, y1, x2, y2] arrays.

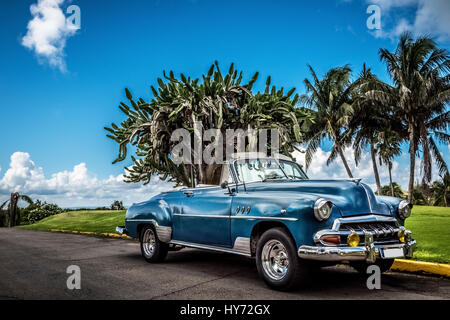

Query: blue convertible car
[[116, 153, 416, 290]]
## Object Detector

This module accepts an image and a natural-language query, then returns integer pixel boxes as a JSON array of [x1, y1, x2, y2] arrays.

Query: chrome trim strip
[[232, 216, 298, 221], [360, 183, 373, 213], [173, 214, 229, 219], [331, 215, 398, 230], [169, 240, 251, 257], [173, 213, 298, 221]]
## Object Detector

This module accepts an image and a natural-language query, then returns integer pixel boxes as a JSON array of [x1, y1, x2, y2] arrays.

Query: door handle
[[183, 191, 194, 197]]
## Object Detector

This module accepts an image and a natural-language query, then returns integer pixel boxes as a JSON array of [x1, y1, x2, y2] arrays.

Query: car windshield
[[234, 159, 308, 183]]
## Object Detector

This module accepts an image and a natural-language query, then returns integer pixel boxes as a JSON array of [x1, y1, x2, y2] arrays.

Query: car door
[[172, 186, 233, 247]]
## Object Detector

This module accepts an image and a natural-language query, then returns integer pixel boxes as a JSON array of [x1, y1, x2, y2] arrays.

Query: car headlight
[[398, 200, 412, 219], [314, 198, 332, 221]]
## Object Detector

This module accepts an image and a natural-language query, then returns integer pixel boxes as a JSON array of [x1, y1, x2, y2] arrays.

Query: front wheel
[[351, 259, 395, 274], [256, 228, 309, 291], [140, 225, 168, 263]]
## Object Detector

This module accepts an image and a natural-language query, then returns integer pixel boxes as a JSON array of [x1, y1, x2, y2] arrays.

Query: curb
[[392, 259, 450, 278], [50, 229, 132, 240]]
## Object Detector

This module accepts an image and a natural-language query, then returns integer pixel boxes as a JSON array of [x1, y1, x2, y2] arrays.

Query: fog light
[[398, 229, 405, 243], [347, 232, 360, 247]]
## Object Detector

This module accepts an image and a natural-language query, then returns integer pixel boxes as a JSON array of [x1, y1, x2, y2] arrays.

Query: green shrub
[[21, 200, 62, 225]]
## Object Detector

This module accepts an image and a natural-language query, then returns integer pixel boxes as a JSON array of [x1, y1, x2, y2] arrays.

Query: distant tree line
[[380, 176, 449, 207]]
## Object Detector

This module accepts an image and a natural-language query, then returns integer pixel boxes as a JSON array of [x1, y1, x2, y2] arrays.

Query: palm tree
[[0, 193, 33, 227], [432, 174, 450, 207], [301, 65, 358, 177], [371, 32, 450, 202], [352, 64, 389, 194], [377, 130, 402, 197]]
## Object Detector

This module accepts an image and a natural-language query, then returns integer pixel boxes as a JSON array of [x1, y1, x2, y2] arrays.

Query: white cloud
[[21, 0, 78, 72], [369, 0, 417, 11], [293, 146, 379, 182], [366, 0, 450, 41], [292, 146, 439, 192], [0, 152, 174, 208]]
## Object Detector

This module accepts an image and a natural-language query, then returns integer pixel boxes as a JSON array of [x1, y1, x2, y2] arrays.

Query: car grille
[[339, 221, 400, 245]]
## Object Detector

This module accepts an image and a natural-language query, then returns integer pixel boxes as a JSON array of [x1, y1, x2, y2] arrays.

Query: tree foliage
[[369, 32, 450, 202], [432, 174, 450, 207], [106, 62, 314, 186], [381, 182, 404, 199], [21, 200, 62, 225], [111, 200, 125, 210], [301, 65, 359, 177]]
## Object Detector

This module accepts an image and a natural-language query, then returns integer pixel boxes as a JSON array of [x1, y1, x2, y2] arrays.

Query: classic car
[[116, 153, 416, 290]]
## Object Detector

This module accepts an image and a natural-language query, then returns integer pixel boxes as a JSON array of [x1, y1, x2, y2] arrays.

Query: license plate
[[381, 247, 404, 259]]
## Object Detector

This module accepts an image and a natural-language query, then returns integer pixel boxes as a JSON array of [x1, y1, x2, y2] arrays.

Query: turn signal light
[[398, 229, 405, 243], [347, 232, 360, 247], [321, 235, 340, 245]]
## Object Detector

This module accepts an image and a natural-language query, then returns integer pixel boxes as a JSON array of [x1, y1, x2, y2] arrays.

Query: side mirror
[[220, 181, 229, 189]]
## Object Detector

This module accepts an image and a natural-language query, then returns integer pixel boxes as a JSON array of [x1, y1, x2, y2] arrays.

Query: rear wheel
[[256, 228, 309, 291], [351, 259, 395, 274], [140, 225, 168, 263]]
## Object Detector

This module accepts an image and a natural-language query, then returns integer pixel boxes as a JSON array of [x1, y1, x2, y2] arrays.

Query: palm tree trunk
[[336, 145, 353, 178], [370, 142, 381, 195], [388, 162, 394, 197], [408, 125, 416, 203], [8, 192, 19, 228]]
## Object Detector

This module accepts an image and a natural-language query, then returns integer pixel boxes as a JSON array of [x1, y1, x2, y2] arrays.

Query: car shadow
[[121, 247, 394, 293]]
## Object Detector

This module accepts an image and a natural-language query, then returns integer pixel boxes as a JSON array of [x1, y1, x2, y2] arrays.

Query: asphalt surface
[[0, 228, 449, 300]]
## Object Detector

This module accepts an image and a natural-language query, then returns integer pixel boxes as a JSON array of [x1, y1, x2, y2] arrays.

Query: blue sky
[[0, 0, 449, 207]]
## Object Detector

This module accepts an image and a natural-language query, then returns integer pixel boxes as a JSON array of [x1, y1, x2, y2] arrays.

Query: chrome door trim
[[173, 213, 229, 219], [169, 240, 252, 257], [173, 213, 297, 222], [231, 216, 298, 221]]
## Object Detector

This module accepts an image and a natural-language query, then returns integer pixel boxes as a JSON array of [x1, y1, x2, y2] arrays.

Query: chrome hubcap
[[142, 228, 156, 257], [261, 240, 289, 281]]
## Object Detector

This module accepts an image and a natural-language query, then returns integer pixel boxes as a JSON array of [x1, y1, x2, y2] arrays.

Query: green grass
[[405, 206, 450, 264], [19, 210, 126, 234], [17, 206, 450, 264]]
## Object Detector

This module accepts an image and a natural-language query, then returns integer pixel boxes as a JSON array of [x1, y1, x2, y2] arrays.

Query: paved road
[[0, 228, 449, 300]]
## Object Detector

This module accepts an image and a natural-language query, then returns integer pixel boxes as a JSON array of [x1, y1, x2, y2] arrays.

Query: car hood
[[248, 180, 392, 217]]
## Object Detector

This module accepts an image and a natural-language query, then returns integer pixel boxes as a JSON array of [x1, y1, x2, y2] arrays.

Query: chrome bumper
[[115, 226, 127, 235], [298, 232, 417, 263]]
